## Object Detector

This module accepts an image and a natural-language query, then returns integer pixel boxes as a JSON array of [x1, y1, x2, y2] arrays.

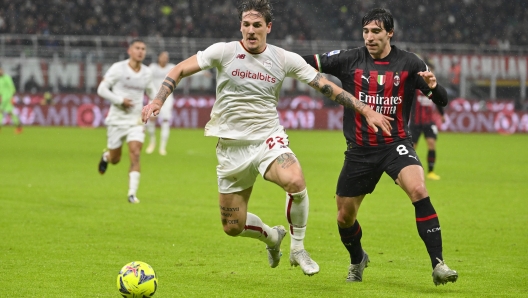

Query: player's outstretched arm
[[308, 73, 393, 135], [142, 55, 202, 123]]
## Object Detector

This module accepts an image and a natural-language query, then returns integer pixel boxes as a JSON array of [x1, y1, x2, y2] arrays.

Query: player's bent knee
[[283, 176, 306, 194], [337, 206, 357, 228], [409, 185, 428, 201], [222, 224, 244, 237], [109, 157, 121, 164], [337, 211, 357, 228]]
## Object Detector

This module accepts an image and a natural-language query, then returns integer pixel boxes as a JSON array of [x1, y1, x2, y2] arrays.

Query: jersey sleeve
[[102, 63, 121, 87], [97, 63, 124, 105], [416, 72, 432, 98], [302, 49, 348, 77], [196, 42, 228, 70], [284, 51, 318, 84]]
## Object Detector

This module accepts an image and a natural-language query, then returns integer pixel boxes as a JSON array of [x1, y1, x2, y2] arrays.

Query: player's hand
[[122, 98, 134, 110], [141, 99, 162, 123], [364, 109, 393, 135], [418, 71, 437, 89]]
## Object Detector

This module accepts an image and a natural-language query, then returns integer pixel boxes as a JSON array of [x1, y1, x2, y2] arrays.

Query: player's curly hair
[[237, 0, 274, 24], [362, 8, 394, 33]]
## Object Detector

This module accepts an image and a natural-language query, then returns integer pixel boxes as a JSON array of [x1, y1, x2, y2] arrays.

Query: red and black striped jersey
[[410, 89, 445, 126], [304, 46, 433, 148]]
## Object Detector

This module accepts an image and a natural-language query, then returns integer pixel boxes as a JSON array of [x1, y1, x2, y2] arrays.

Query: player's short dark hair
[[129, 39, 146, 47], [362, 8, 394, 33], [237, 0, 273, 24]]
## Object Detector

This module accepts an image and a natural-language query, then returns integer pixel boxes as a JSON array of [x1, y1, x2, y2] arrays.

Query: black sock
[[338, 220, 364, 264], [413, 197, 443, 268], [427, 150, 436, 172]]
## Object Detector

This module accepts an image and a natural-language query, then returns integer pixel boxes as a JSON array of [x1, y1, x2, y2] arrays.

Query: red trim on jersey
[[354, 69, 364, 146], [416, 214, 438, 222], [396, 71, 409, 138], [374, 61, 390, 65], [239, 40, 267, 54], [368, 70, 378, 146], [383, 71, 394, 144]]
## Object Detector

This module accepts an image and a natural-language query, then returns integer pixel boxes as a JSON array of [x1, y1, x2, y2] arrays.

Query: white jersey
[[149, 62, 176, 120], [149, 62, 176, 97], [196, 41, 317, 140], [97, 59, 156, 126]]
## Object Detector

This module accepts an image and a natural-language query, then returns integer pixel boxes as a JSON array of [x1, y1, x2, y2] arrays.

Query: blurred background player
[[97, 39, 157, 204], [410, 63, 445, 180], [0, 65, 22, 134], [145, 51, 176, 156]]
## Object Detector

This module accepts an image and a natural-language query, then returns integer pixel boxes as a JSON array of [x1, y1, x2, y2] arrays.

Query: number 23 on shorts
[[266, 136, 288, 150]]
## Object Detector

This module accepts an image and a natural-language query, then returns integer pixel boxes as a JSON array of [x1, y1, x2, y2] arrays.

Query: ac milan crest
[[394, 74, 401, 86]]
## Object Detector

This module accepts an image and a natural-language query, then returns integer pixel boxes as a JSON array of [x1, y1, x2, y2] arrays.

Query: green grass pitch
[[1, 127, 527, 297]]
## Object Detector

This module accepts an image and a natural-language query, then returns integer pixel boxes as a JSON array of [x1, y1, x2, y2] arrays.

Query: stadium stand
[[0, 0, 525, 45], [0, 0, 312, 41]]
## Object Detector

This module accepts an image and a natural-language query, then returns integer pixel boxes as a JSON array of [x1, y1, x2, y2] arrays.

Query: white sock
[[102, 151, 109, 162], [128, 171, 140, 197], [286, 188, 309, 250], [160, 121, 170, 150], [237, 213, 277, 247], [145, 120, 156, 144]]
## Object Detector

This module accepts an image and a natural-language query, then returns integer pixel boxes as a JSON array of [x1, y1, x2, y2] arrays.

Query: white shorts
[[216, 127, 293, 193], [107, 125, 145, 149], [158, 95, 174, 121]]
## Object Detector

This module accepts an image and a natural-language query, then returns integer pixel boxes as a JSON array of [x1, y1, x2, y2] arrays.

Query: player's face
[[158, 52, 169, 66], [240, 10, 271, 54], [363, 20, 393, 59], [128, 42, 147, 63]]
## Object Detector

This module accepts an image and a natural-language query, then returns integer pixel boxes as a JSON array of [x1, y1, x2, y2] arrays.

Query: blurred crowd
[[323, 0, 525, 47], [0, 0, 313, 42], [0, 0, 525, 46]]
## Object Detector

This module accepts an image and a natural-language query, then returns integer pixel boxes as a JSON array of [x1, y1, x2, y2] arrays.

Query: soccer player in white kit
[[97, 39, 157, 204], [145, 51, 175, 156], [142, 0, 392, 275]]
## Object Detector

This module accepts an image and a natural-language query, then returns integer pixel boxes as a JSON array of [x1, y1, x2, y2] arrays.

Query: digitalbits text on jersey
[[231, 69, 277, 83]]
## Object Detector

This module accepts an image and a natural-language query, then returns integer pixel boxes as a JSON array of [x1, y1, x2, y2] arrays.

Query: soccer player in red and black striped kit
[[410, 63, 445, 180], [303, 8, 458, 285]]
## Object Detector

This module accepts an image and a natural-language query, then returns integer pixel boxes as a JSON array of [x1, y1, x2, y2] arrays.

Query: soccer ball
[[117, 261, 158, 298]]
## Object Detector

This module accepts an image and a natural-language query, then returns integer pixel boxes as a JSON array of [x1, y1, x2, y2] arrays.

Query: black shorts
[[410, 123, 438, 143], [336, 140, 422, 197]]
